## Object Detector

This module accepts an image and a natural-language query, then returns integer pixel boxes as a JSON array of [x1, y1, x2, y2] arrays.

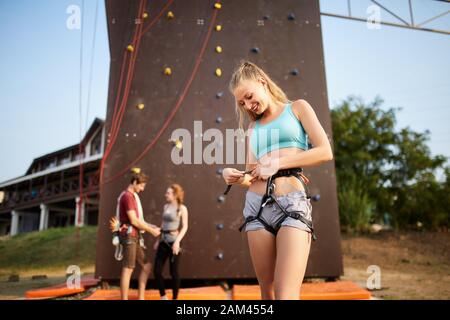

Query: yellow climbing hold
[[214, 3, 222, 9], [142, 12, 149, 19], [164, 67, 172, 75], [169, 139, 183, 150], [215, 46, 222, 53], [215, 25, 222, 31], [137, 103, 145, 110], [126, 45, 134, 52], [131, 167, 141, 174], [167, 11, 174, 19], [174, 140, 183, 150], [215, 68, 222, 77]]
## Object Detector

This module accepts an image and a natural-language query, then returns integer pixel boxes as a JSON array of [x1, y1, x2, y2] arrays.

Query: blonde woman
[[222, 61, 333, 300], [153, 184, 188, 300]]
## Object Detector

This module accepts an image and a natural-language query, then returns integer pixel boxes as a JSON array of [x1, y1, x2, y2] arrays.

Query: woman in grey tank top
[[153, 184, 189, 300]]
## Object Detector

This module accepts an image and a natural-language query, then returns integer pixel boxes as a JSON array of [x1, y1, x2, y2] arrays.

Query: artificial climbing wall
[[96, 0, 343, 281]]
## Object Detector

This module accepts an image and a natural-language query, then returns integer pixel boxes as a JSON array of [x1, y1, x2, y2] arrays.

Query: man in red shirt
[[119, 172, 160, 300]]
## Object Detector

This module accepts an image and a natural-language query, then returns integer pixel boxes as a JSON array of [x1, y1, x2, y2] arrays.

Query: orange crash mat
[[232, 281, 371, 300], [84, 285, 228, 300], [84, 289, 161, 300], [25, 276, 99, 299]]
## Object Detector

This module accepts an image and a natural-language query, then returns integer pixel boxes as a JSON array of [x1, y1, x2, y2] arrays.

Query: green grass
[[0, 226, 97, 277]]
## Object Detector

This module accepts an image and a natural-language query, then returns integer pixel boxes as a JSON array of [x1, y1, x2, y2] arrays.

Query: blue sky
[[0, 0, 449, 182]]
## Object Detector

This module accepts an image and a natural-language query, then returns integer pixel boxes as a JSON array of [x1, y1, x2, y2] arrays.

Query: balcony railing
[[0, 172, 100, 211]]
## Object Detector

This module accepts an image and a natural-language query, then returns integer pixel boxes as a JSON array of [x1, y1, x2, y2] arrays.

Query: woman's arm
[[172, 206, 188, 255], [278, 99, 333, 169], [174, 206, 188, 243]]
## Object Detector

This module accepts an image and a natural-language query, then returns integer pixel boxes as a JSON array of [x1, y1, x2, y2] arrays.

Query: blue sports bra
[[250, 102, 308, 159]]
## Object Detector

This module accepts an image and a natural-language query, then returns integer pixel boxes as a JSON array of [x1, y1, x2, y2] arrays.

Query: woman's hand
[[250, 158, 280, 181], [222, 168, 245, 185], [172, 240, 181, 255], [148, 224, 161, 237]]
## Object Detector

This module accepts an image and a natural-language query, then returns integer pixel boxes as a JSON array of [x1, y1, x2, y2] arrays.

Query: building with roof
[[0, 118, 105, 236]]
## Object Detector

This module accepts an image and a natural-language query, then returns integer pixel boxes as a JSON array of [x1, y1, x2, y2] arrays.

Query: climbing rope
[[102, 1, 221, 185]]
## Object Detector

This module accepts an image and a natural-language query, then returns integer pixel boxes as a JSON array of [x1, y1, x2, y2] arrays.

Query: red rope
[[106, 0, 174, 157], [102, 3, 220, 185], [100, 0, 147, 183], [103, 0, 146, 160], [77, 144, 84, 225], [104, 0, 173, 159], [106, 52, 129, 154], [137, 0, 175, 42], [100, 0, 172, 184]]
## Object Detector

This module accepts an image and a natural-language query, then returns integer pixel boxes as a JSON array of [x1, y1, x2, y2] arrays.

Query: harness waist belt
[[235, 168, 317, 241]]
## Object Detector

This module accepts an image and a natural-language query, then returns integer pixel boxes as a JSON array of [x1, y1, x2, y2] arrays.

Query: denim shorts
[[243, 190, 313, 233], [120, 235, 148, 269]]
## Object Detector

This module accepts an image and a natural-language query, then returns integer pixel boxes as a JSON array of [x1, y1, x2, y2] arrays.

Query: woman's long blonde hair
[[228, 60, 289, 130]]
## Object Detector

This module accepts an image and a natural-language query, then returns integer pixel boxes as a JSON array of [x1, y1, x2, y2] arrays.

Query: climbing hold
[[216, 91, 223, 99], [263, 15, 270, 20], [126, 45, 134, 52], [251, 47, 260, 54], [164, 67, 172, 75], [216, 223, 224, 230], [142, 12, 148, 19], [215, 46, 222, 53], [214, 3, 222, 9], [167, 11, 174, 19], [136, 103, 145, 110], [216, 168, 223, 175], [131, 167, 141, 174], [216, 116, 223, 124], [290, 68, 299, 76], [169, 139, 183, 150], [217, 195, 225, 203], [288, 13, 296, 20], [215, 68, 222, 77], [311, 194, 321, 202], [216, 252, 224, 260], [215, 25, 222, 31]]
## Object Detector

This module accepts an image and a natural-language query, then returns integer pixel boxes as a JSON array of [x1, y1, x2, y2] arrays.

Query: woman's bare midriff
[[248, 147, 306, 196]]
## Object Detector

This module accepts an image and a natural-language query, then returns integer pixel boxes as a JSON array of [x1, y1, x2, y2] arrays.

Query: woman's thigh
[[247, 229, 277, 284], [274, 227, 311, 298]]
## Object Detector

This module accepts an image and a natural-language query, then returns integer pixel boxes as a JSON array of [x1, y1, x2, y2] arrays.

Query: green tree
[[331, 95, 449, 232]]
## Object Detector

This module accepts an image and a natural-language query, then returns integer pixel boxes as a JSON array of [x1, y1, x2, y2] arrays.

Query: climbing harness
[[224, 168, 317, 241], [112, 230, 123, 261], [160, 204, 182, 262], [111, 191, 147, 261]]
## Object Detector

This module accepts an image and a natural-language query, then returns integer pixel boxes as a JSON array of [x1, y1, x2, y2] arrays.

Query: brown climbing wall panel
[[96, 0, 343, 281]]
